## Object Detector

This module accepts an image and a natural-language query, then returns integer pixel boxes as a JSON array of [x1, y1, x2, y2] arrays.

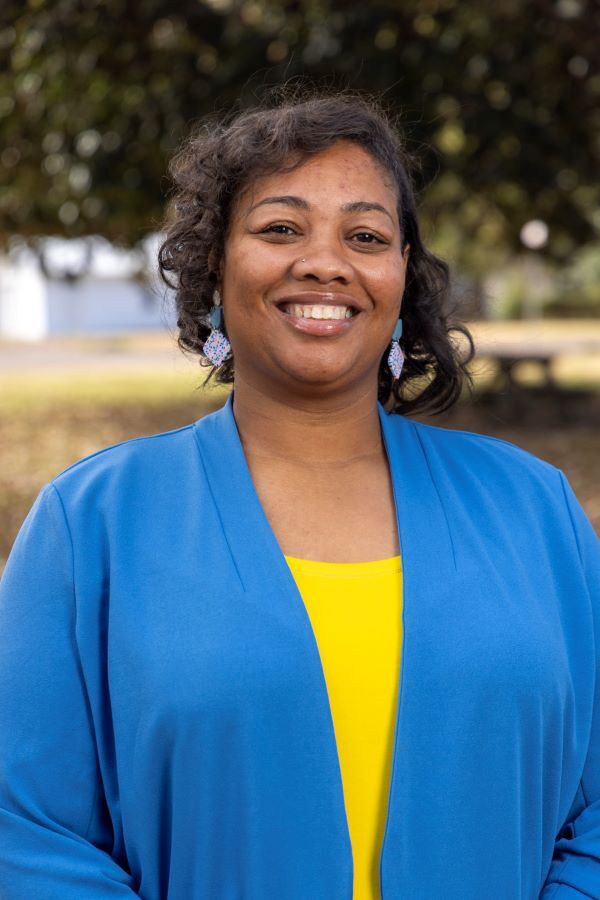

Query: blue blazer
[[1, 393, 599, 899]]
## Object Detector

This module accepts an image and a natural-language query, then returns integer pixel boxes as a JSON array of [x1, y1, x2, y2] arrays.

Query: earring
[[203, 288, 231, 366], [388, 318, 404, 380]]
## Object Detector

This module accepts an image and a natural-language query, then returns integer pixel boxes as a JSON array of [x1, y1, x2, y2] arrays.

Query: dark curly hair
[[158, 89, 475, 416]]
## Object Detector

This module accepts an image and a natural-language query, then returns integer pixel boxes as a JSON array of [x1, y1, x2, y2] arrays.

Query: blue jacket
[[1, 393, 599, 899]]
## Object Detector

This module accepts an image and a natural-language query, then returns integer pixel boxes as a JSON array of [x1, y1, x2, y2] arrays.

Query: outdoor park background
[[1, 0, 599, 569]]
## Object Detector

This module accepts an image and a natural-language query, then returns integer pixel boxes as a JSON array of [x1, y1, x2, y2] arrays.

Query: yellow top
[[285, 554, 403, 900]]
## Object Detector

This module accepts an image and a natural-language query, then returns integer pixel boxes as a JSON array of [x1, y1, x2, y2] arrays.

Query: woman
[[0, 94, 598, 900]]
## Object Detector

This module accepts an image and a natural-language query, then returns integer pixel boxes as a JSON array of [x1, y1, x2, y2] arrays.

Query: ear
[[402, 243, 410, 263]]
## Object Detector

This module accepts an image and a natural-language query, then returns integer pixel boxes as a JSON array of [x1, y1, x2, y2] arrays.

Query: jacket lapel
[[376, 403, 457, 891], [193, 391, 306, 599]]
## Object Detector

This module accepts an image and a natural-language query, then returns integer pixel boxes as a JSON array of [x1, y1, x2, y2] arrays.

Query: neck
[[231, 377, 385, 467]]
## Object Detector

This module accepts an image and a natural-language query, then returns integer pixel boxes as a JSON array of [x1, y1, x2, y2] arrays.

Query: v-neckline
[[193, 391, 455, 595]]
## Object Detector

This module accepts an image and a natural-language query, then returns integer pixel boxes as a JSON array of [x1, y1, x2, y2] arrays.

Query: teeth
[[285, 304, 354, 319]]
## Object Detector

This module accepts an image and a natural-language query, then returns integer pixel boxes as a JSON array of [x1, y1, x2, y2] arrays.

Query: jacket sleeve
[[0, 484, 139, 898], [541, 471, 600, 899]]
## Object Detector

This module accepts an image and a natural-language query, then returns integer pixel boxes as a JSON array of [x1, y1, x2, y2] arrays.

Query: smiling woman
[[1, 91, 599, 900]]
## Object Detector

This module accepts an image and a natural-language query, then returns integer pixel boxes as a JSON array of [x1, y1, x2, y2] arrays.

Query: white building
[[0, 236, 176, 341]]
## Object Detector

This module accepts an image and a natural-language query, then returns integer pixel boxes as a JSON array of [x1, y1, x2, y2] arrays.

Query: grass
[[0, 370, 206, 413]]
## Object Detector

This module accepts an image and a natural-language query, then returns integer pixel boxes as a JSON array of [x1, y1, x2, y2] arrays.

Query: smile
[[274, 303, 360, 336], [273, 291, 363, 336], [280, 303, 355, 320]]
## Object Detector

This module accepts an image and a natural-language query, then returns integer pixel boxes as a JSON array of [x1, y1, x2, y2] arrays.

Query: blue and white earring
[[203, 288, 231, 366], [388, 318, 404, 380]]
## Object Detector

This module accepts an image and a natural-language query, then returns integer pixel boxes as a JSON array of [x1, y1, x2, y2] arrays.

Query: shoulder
[[398, 417, 591, 554], [49, 420, 199, 502], [393, 414, 563, 503], [409, 416, 558, 475]]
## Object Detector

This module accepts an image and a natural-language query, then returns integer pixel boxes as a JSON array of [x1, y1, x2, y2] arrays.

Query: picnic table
[[467, 334, 600, 421]]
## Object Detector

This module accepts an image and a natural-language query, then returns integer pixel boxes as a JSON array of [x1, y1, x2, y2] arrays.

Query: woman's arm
[[0, 485, 139, 898], [541, 472, 600, 898]]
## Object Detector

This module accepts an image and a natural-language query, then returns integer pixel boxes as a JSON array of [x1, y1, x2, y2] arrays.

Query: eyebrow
[[341, 200, 394, 222], [248, 195, 395, 222], [249, 195, 309, 213]]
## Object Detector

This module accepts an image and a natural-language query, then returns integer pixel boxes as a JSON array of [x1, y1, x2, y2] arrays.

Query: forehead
[[234, 141, 399, 214]]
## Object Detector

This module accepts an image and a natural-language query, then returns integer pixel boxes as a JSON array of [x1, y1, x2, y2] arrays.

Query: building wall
[[0, 258, 48, 340], [0, 253, 176, 340], [45, 278, 174, 335]]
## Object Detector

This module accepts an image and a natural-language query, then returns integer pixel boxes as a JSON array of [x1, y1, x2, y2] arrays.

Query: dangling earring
[[388, 318, 404, 379], [203, 288, 231, 366]]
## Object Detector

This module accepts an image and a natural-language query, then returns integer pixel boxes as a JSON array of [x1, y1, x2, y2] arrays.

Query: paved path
[[0, 339, 195, 373]]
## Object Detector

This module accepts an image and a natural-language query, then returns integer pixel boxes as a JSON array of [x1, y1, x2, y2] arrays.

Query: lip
[[272, 291, 363, 337]]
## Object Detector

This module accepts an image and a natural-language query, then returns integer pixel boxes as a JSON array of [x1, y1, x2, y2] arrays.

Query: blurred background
[[1, 0, 599, 568]]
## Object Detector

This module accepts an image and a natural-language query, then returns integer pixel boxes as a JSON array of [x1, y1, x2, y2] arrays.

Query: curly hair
[[158, 89, 475, 416]]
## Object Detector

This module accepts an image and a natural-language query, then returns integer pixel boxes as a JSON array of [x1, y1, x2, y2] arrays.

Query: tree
[[0, 0, 598, 278]]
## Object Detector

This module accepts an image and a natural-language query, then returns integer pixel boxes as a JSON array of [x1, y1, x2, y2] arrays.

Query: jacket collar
[[193, 391, 456, 598]]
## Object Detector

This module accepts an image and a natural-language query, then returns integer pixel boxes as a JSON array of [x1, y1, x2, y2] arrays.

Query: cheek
[[221, 248, 278, 330], [365, 259, 407, 301], [223, 240, 288, 294]]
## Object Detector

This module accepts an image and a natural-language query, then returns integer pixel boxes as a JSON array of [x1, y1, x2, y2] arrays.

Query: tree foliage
[[0, 0, 598, 275]]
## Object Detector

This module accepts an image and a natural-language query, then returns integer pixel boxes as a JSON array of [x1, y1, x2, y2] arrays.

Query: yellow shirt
[[285, 555, 403, 900]]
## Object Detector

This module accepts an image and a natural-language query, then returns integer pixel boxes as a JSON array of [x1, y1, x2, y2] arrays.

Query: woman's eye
[[262, 224, 297, 236], [352, 232, 385, 244]]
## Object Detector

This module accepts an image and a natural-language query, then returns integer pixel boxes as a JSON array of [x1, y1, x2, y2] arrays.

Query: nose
[[291, 239, 354, 285]]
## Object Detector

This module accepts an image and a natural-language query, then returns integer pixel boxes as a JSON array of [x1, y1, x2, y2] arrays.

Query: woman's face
[[219, 140, 409, 399]]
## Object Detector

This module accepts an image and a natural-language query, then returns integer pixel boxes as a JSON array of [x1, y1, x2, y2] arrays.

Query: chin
[[281, 360, 361, 390]]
